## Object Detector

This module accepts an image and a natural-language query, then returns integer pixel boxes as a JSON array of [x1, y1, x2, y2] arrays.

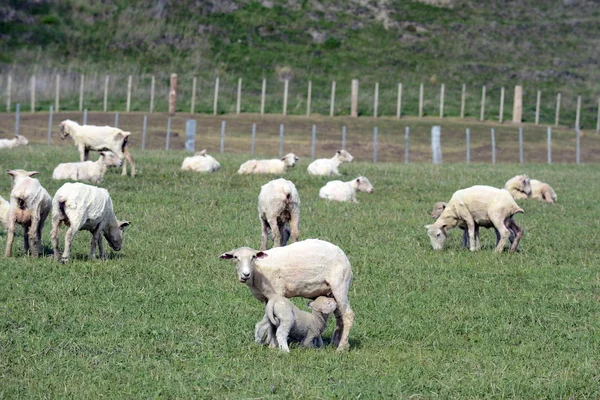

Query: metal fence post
[[166, 118, 172, 150], [14, 104, 20, 136], [466, 128, 470, 164], [404, 126, 410, 164], [220, 120, 226, 153], [519, 127, 524, 164], [47, 105, 53, 145], [311, 125, 316, 160], [342, 126, 347, 150], [431, 126, 442, 164], [491, 128, 496, 165], [251, 123, 256, 155], [279, 124, 284, 158], [373, 127, 378, 163], [186, 119, 196, 153], [547, 127, 552, 164], [142, 115, 147, 150]]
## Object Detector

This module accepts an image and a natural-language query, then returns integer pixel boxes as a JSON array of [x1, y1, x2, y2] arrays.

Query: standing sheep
[[0, 195, 9, 230], [307, 150, 354, 176], [52, 152, 122, 184], [59, 119, 136, 177], [258, 178, 300, 250], [181, 149, 221, 172], [238, 153, 299, 174], [4, 170, 52, 258], [219, 239, 354, 351], [50, 182, 130, 263], [0, 135, 29, 149], [319, 176, 374, 203], [425, 185, 524, 253], [265, 295, 337, 352], [504, 175, 533, 200]]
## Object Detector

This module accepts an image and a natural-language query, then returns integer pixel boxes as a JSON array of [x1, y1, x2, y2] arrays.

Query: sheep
[[264, 295, 337, 352], [319, 176, 374, 203], [238, 153, 299, 174], [425, 185, 524, 253], [431, 201, 522, 251], [0, 134, 29, 149], [504, 175, 533, 200], [50, 182, 130, 263], [307, 150, 354, 176], [59, 119, 136, 177], [52, 151, 122, 184], [219, 239, 354, 351], [1, 195, 10, 230], [258, 178, 300, 250], [530, 179, 557, 203], [4, 170, 52, 258], [181, 149, 221, 172]]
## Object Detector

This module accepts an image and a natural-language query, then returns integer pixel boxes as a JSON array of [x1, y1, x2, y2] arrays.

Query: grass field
[[1, 145, 599, 398]]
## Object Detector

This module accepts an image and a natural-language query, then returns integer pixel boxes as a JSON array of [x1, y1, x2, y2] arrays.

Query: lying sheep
[[530, 179, 557, 203], [219, 239, 354, 351], [52, 152, 122, 184], [0, 195, 9, 230], [238, 153, 299, 174], [50, 182, 130, 263], [258, 178, 300, 250], [504, 175, 533, 200], [4, 170, 52, 258], [181, 149, 221, 172], [319, 176, 374, 203], [59, 119, 136, 177], [307, 150, 354, 176], [264, 295, 337, 352], [425, 185, 524, 253], [0, 135, 29, 149]]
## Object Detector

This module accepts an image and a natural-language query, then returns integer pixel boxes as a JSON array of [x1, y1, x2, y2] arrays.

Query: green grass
[[0, 145, 599, 398]]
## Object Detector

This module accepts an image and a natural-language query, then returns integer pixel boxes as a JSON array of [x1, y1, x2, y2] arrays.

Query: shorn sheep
[[530, 179, 557, 203], [4, 170, 52, 258], [0, 134, 29, 149], [307, 150, 354, 176], [181, 149, 221, 172], [59, 119, 136, 177], [258, 178, 300, 250], [425, 185, 524, 253], [52, 152, 122, 184], [219, 239, 354, 351], [265, 295, 337, 352], [51, 182, 130, 263], [238, 153, 299, 174], [504, 174, 556, 203], [319, 176, 374, 203]]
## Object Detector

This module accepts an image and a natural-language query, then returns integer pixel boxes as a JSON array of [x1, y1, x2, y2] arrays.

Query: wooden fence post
[[126, 75, 132, 112], [260, 78, 266, 115], [79, 74, 84, 112], [191, 76, 197, 114], [55, 74, 60, 113], [283, 80, 289, 116], [186, 119, 196, 153], [555, 92, 561, 126], [373, 82, 379, 118], [396, 83, 402, 119], [535, 90, 541, 125], [466, 128, 470, 164], [439, 83, 445, 118], [512, 85, 522, 123], [306, 80, 312, 117], [480, 85, 486, 121], [418, 83, 424, 118], [351, 79, 359, 117], [499, 87, 505, 123], [236, 78, 242, 115], [150, 75, 155, 113], [575, 95, 581, 131], [169, 73, 177, 116], [460, 84, 466, 119], [213, 77, 219, 115], [431, 126, 442, 164], [103, 75, 109, 112], [30, 75, 36, 113], [330, 80, 336, 117]]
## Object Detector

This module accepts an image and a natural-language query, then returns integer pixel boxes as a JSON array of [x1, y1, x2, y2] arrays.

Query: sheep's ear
[[337, 150, 341, 154], [7, 169, 15, 177], [99, 151, 106, 157], [424, 224, 432, 229], [27, 171, 39, 177], [119, 221, 130, 231], [219, 252, 235, 260], [256, 251, 268, 259], [307, 301, 314, 309], [356, 178, 361, 183]]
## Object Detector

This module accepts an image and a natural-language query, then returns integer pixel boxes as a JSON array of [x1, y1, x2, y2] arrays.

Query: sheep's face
[[104, 220, 130, 251], [59, 121, 70, 139], [337, 150, 354, 163], [15, 135, 29, 146], [355, 177, 374, 193], [520, 176, 532, 196], [431, 202, 447, 219], [101, 151, 123, 167], [308, 296, 337, 316], [425, 224, 447, 250], [282, 153, 299, 167], [219, 248, 268, 284]]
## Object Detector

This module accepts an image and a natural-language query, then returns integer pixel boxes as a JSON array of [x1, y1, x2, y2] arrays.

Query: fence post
[[55, 74, 60, 113], [14, 104, 20, 136], [555, 92, 561, 126], [404, 126, 410, 164], [431, 126, 442, 164], [596, 98, 600, 133], [311, 124, 317, 159], [418, 83, 424, 118], [535, 90, 541, 125], [519, 127, 524, 164], [576, 129, 581, 164], [373, 127, 378, 163], [6, 74, 11, 112], [260, 78, 266, 115], [114, 112, 119, 128], [150, 75, 155, 113], [103, 75, 109, 112], [329, 80, 336, 117], [30, 75, 36, 113], [142, 115, 147, 150], [220, 120, 226, 153], [306, 80, 312, 117], [191, 76, 197, 114], [499, 87, 505, 123], [126, 75, 132, 113], [47, 105, 53, 146], [186, 119, 196, 153], [213, 77, 219, 115], [351, 79, 359, 117], [283, 80, 289, 116], [236, 78, 242, 115], [79, 74, 84, 112], [169, 73, 177, 116], [480, 85, 486, 121], [251, 123, 256, 155], [279, 124, 284, 158], [439, 83, 445, 118], [513, 85, 522, 123], [166, 117, 171, 150], [342, 126, 347, 150], [547, 126, 552, 164], [575, 95, 581, 131], [396, 83, 402, 119], [373, 82, 379, 118], [466, 128, 470, 164], [460, 84, 466, 119], [491, 128, 496, 165], [83, 109, 88, 125]]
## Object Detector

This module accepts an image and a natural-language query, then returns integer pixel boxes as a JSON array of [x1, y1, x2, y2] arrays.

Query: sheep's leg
[[23, 225, 30, 255], [268, 217, 281, 247], [315, 336, 324, 348], [259, 218, 269, 251], [302, 333, 317, 348], [28, 216, 40, 258], [331, 286, 354, 351], [89, 225, 102, 259], [61, 226, 78, 263], [461, 228, 469, 249], [121, 155, 128, 176], [51, 218, 62, 261], [508, 219, 523, 253], [97, 236, 106, 260], [275, 323, 291, 352], [473, 225, 481, 250], [254, 314, 270, 345], [78, 145, 86, 162], [4, 214, 16, 257], [122, 148, 135, 177], [465, 218, 477, 251], [492, 218, 511, 253], [36, 214, 48, 257], [289, 210, 300, 244], [331, 307, 343, 347]]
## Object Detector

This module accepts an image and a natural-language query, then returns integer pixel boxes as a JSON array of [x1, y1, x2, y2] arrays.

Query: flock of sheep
[[0, 120, 557, 352]]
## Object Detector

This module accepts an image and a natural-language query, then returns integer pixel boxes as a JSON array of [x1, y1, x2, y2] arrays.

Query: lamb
[[258, 178, 300, 250], [219, 239, 354, 351], [425, 185, 524, 253], [0, 134, 29, 149], [50, 182, 130, 263], [181, 149, 221, 172], [52, 152, 122, 184], [530, 179, 557, 203], [0, 195, 9, 230], [238, 153, 299, 174], [319, 176, 374, 203], [4, 170, 52, 258], [264, 295, 337, 352], [503, 175, 533, 200], [307, 150, 354, 176], [59, 119, 136, 177]]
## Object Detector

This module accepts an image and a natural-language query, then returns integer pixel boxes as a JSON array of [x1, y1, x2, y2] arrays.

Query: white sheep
[[264, 295, 337, 352], [504, 175, 533, 200], [181, 149, 221, 172], [530, 179, 557, 203], [219, 239, 354, 351], [59, 119, 136, 177], [425, 185, 524, 253], [307, 150, 354, 176], [52, 152, 122, 184], [319, 176, 374, 203], [238, 153, 299, 174], [1, 194, 10, 230], [258, 178, 300, 250], [4, 170, 52, 258], [0, 135, 29, 149], [50, 182, 130, 263]]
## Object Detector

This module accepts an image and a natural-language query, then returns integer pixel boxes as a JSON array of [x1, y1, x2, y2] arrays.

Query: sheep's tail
[[514, 205, 524, 214], [266, 301, 279, 326]]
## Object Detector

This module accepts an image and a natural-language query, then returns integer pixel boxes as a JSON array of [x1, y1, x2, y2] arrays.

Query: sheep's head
[[59, 120, 72, 139], [308, 296, 337, 316], [104, 220, 130, 251], [425, 224, 447, 250], [336, 150, 354, 163], [100, 151, 123, 167], [195, 149, 208, 157], [281, 153, 299, 168], [15, 135, 28, 146], [219, 247, 268, 284], [7, 169, 38, 187], [506, 175, 532, 196], [353, 176, 374, 193], [431, 202, 447, 219]]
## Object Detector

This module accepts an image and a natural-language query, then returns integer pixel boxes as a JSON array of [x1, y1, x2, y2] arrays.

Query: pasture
[[0, 144, 599, 398]]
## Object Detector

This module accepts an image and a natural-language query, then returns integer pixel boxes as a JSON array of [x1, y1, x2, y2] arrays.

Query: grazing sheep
[[50, 182, 130, 263], [59, 119, 136, 177], [181, 149, 222, 172], [4, 170, 52, 258], [219, 239, 354, 351], [258, 178, 300, 250], [52, 152, 122, 184], [265, 295, 337, 352], [238, 153, 299, 174], [504, 175, 533, 200], [425, 185, 524, 253], [530, 179, 557, 203], [307, 150, 354, 176], [0, 195, 9, 230], [319, 176, 374, 203], [0, 135, 29, 149]]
